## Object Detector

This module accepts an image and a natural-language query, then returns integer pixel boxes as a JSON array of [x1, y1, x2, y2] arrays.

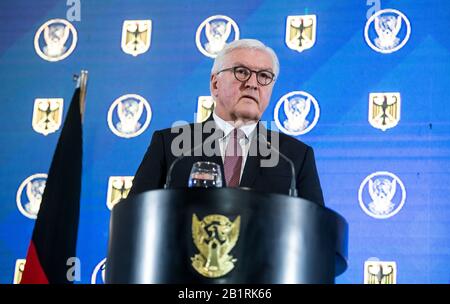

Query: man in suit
[[129, 39, 324, 206]]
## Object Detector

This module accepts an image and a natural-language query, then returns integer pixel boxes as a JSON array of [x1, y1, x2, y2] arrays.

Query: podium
[[105, 188, 348, 284]]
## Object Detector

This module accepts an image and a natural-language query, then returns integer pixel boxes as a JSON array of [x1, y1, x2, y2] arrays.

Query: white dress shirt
[[212, 112, 258, 179]]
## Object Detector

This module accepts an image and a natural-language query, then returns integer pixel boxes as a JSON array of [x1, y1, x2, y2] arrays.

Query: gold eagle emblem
[[286, 15, 317, 52], [121, 20, 152, 56], [196, 96, 215, 123], [32, 98, 63, 135], [191, 214, 240, 278], [369, 93, 401, 131], [106, 176, 134, 210], [364, 261, 397, 284]]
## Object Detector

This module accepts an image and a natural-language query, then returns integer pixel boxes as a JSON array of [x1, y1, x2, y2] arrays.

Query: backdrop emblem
[[365, 9, 411, 54], [191, 214, 240, 278], [274, 91, 320, 136], [34, 18, 77, 62], [106, 176, 134, 210], [16, 173, 47, 219], [358, 171, 406, 219], [364, 260, 397, 284], [32, 98, 64, 136], [107, 94, 152, 138], [13, 259, 26, 284], [196, 15, 240, 58], [285, 15, 317, 52], [91, 258, 107, 284], [121, 20, 152, 56], [368, 93, 401, 131], [196, 96, 215, 123]]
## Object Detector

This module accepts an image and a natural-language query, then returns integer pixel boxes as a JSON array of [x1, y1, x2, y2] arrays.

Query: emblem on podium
[[32, 98, 64, 135], [285, 15, 317, 52], [121, 20, 152, 56], [364, 260, 397, 284], [191, 214, 240, 278]]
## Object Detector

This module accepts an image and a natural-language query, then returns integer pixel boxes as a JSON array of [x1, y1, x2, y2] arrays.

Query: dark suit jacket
[[129, 116, 324, 206]]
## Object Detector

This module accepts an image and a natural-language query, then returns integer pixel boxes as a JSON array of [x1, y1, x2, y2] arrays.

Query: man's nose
[[244, 72, 258, 89]]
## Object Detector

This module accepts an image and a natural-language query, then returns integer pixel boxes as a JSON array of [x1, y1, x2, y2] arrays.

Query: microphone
[[260, 135, 298, 197], [164, 133, 218, 189], [164, 142, 205, 189]]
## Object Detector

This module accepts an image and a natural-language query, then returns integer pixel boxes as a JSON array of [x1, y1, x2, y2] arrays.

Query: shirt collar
[[212, 111, 257, 139]]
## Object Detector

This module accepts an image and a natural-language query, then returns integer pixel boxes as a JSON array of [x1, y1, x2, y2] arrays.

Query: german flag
[[20, 72, 87, 284]]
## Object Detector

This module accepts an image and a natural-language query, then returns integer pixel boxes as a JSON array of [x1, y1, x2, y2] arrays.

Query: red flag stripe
[[20, 241, 49, 284]]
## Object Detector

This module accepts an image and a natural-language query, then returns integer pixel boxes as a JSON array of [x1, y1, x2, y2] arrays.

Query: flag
[[20, 85, 83, 284]]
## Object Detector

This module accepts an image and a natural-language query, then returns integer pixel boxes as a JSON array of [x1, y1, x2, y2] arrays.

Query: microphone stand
[[260, 135, 298, 197]]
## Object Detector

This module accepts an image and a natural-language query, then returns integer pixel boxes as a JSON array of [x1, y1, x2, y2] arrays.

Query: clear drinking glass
[[188, 161, 223, 188]]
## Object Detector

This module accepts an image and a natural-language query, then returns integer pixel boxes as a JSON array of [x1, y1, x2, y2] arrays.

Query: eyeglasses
[[217, 66, 275, 86]]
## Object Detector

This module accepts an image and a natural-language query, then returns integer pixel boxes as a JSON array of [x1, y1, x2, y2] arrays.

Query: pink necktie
[[224, 128, 244, 187]]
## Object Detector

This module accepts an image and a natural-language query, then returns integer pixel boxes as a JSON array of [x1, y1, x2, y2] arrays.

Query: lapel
[[239, 122, 267, 188]]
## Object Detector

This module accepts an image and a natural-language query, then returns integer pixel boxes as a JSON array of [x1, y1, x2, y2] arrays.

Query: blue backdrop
[[0, 0, 449, 284]]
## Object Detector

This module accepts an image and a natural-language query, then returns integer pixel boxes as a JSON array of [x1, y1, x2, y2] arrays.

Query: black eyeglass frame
[[216, 65, 276, 86]]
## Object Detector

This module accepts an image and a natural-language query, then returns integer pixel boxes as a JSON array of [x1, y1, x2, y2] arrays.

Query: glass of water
[[188, 161, 223, 188]]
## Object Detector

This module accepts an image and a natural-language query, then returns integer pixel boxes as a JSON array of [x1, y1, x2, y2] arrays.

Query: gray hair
[[211, 39, 280, 79]]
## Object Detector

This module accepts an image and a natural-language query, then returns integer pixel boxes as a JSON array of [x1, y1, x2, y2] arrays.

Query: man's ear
[[210, 74, 219, 97]]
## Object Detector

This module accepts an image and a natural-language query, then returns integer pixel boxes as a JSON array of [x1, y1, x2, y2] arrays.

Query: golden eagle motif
[[286, 15, 317, 52], [121, 20, 152, 56], [32, 98, 63, 136], [369, 93, 401, 131], [191, 214, 240, 278], [196, 96, 215, 123], [106, 176, 134, 210], [364, 261, 397, 284]]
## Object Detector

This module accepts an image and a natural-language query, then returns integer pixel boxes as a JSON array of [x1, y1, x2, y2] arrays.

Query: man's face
[[210, 48, 275, 123]]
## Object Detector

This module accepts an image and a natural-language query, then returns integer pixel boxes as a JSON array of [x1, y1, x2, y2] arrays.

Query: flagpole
[[75, 70, 88, 122]]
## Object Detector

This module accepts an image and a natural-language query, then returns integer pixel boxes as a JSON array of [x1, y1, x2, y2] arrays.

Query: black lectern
[[105, 188, 348, 284]]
